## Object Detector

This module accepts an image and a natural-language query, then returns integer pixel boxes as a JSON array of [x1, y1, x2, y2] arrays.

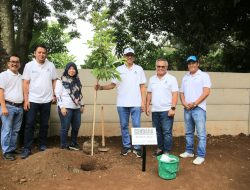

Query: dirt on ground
[[0, 134, 249, 190]]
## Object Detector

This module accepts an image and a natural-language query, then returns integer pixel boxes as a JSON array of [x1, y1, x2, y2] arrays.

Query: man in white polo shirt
[[146, 58, 178, 157], [21, 44, 57, 159], [179, 55, 211, 165], [95, 47, 146, 158], [0, 54, 23, 161]]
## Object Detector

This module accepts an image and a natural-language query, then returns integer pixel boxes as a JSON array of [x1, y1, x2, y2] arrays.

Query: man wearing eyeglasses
[[146, 58, 178, 157], [179, 55, 211, 165], [95, 47, 146, 158], [0, 55, 23, 161]]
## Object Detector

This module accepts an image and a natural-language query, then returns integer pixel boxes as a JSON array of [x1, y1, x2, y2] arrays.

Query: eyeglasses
[[156, 66, 166, 68], [9, 60, 20, 64]]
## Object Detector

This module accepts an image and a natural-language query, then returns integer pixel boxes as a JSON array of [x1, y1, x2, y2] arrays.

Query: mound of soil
[[0, 135, 249, 190]]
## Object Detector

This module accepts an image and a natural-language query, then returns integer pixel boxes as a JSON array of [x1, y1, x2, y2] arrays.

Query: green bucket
[[157, 154, 180, 180]]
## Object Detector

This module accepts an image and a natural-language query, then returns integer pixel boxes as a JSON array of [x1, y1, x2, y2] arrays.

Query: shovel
[[98, 105, 109, 152]]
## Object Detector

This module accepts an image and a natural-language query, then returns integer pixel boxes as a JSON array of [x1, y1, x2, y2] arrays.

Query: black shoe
[[153, 149, 163, 157], [61, 145, 70, 150], [121, 147, 131, 156], [3, 153, 16, 161], [69, 143, 80, 151], [21, 149, 31, 159], [133, 149, 142, 158], [39, 145, 47, 151]]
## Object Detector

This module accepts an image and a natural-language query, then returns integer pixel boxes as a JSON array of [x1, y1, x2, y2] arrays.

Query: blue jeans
[[152, 111, 173, 153], [184, 107, 207, 158], [23, 102, 51, 150], [0, 104, 23, 154], [58, 107, 81, 147], [117, 107, 141, 150]]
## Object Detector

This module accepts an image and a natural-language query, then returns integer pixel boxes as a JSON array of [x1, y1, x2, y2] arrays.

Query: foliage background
[[0, 0, 249, 72]]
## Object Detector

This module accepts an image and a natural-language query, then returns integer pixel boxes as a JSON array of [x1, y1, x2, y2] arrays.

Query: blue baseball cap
[[186, 55, 198, 62]]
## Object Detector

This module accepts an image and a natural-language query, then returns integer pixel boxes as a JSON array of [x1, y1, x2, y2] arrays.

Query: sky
[[45, 0, 94, 67], [66, 19, 94, 67]]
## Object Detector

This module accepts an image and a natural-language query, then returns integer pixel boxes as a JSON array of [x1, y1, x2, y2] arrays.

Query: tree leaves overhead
[[2, 0, 249, 72], [30, 22, 70, 54], [125, 0, 234, 55], [50, 0, 82, 27], [29, 22, 76, 68], [84, 0, 250, 72], [1, 0, 86, 71]]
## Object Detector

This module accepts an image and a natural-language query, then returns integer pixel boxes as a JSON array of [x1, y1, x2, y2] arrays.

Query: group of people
[[95, 48, 211, 165], [0, 45, 211, 165], [0, 44, 84, 161]]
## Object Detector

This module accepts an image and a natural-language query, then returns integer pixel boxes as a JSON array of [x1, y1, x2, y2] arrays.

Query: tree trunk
[[0, 41, 9, 72], [16, 0, 35, 73], [0, 0, 14, 54]]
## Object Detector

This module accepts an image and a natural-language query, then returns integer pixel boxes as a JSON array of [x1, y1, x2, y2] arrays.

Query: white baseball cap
[[123, 47, 135, 55]]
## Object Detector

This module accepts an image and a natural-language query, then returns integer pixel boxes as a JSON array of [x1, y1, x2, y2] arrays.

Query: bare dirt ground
[[0, 134, 249, 190]]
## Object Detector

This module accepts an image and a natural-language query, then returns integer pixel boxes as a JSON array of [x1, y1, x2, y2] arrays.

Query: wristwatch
[[193, 102, 197, 107], [171, 106, 176, 111]]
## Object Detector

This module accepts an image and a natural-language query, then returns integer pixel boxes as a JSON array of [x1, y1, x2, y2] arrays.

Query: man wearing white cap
[[95, 47, 146, 158], [179, 55, 211, 165]]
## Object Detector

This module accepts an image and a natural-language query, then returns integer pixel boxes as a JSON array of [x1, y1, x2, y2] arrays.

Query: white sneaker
[[193, 157, 205, 165], [179, 152, 194, 158]]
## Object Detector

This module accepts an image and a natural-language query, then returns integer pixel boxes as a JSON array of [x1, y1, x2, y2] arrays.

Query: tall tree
[[0, 40, 8, 72], [0, 0, 14, 54], [0, 0, 84, 73], [85, 0, 250, 72], [16, 0, 35, 71]]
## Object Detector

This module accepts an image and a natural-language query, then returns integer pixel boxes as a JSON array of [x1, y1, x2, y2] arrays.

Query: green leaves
[[30, 22, 70, 54], [48, 52, 76, 69], [86, 8, 121, 81]]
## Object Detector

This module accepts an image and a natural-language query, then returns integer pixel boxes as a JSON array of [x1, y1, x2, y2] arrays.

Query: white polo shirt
[[55, 80, 84, 109], [111, 64, 146, 107], [22, 59, 57, 103], [147, 73, 179, 112], [180, 69, 211, 111], [0, 69, 23, 103]]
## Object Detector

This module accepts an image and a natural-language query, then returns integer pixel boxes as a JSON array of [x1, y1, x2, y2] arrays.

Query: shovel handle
[[91, 80, 99, 156], [101, 105, 105, 147]]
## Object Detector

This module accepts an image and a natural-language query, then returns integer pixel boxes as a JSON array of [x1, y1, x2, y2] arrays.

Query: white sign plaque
[[131, 128, 157, 145]]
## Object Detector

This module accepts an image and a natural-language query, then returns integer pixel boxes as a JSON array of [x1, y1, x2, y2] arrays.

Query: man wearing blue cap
[[179, 55, 211, 165], [95, 47, 146, 158]]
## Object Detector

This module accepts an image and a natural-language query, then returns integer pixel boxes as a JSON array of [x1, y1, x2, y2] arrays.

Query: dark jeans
[[152, 111, 174, 153], [58, 107, 81, 148], [23, 102, 51, 150]]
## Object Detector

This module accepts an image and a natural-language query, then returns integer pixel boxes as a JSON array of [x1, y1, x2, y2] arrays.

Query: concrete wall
[[49, 69, 250, 137]]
